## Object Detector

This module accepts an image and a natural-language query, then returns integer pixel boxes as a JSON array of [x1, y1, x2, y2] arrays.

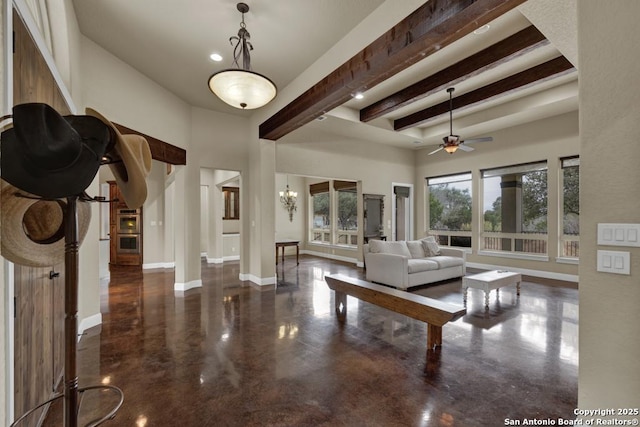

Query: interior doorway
[[200, 168, 242, 265], [392, 183, 413, 241]]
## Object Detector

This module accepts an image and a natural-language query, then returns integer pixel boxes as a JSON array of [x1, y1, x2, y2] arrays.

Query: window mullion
[[330, 182, 337, 245]]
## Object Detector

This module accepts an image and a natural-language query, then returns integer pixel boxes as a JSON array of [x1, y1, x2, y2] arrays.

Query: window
[[561, 157, 579, 257], [222, 186, 239, 220], [335, 181, 358, 246], [309, 180, 358, 247], [427, 172, 472, 247], [481, 161, 548, 255], [310, 182, 330, 243]]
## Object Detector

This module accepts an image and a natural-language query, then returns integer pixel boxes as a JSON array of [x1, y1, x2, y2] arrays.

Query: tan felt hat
[[1, 180, 91, 267], [85, 108, 152, 209]]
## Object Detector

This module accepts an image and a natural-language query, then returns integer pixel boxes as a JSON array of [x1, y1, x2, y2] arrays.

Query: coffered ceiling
[[72, 0, 578, 151]]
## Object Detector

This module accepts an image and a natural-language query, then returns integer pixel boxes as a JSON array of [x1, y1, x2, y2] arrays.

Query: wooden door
[[13, 267, 64, 426], [12, 9, 69, 425]]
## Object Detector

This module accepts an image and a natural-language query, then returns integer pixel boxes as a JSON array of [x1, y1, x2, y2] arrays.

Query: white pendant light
[[208, 3, 277, 110]]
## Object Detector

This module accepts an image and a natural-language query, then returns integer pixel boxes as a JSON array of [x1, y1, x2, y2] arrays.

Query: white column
[[173, 151, 202, 292], [245, 133, 276, 286]]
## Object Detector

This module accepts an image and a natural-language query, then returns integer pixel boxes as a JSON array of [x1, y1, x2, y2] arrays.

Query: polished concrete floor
[[44, 255, 578, 426]]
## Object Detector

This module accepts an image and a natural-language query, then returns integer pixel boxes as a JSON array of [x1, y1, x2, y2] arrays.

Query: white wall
[[143, 160, 168, 265], [275, 174, 305, 256], [222, 234, 240, 260], [578, 0, 640, 412], [190, 107, 250, 170]]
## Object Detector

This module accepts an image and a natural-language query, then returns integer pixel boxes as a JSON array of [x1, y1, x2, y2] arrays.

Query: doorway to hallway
[[392, 183, 413, 241]]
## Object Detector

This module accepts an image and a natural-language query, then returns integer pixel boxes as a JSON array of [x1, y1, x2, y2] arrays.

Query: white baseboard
[[466, 262, 579, 283], [78, 313, 102, 341], [206, 256, 238, 263], [143, 262, 175, 270], [302, 249, 358, 265], [239, 273, 276, 286], [174, 279, 203, 292]]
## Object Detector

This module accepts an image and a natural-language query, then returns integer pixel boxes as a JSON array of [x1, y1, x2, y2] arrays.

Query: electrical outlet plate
[[597, 223, 640, 247]]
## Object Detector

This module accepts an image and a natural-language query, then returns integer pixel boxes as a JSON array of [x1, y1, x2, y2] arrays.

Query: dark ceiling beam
[[114, 123, 187, 165], [393, 56, 575, 131], [259, 0, 528, 141], [360, 25, 548, 122]]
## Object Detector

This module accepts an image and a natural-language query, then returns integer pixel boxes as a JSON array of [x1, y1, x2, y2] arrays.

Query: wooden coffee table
[[462, 270, 522, 309]]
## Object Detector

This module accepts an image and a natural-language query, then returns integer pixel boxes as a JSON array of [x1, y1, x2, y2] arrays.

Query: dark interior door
[[12, 9, 69, 425]]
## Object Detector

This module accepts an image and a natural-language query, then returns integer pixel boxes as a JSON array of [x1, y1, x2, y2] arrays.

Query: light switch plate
[[597, 223, 640, 247], [597, 250, 630, 275]]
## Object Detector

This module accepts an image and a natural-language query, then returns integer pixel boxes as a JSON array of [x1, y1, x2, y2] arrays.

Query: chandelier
[[279, 180, 297, 222], [208, 3, 277, 110]]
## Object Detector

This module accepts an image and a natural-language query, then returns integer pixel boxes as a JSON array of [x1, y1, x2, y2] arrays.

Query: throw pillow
[[406, 240, 426, 258], [368, 239, 384, 253], [422, 236, 441, 257]]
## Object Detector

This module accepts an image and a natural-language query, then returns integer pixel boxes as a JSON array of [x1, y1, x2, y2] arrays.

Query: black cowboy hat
[[0, 103, 112, 198]]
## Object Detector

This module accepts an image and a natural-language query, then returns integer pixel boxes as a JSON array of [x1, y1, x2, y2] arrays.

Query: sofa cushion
[[406, 240, 426, 258], [422, 236, 441, 256], [430, 256, 464, 269], [369, 240, 412, 258], [407, 258, 440, 273]]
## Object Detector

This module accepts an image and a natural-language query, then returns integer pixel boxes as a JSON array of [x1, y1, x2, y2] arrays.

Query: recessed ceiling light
[[354, 92, 364, 100], [210, 53, 223, 62], [473, 24, 491, 35]]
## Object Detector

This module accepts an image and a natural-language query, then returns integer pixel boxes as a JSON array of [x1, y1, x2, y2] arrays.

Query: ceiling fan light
[[444, 145, 458, 154]]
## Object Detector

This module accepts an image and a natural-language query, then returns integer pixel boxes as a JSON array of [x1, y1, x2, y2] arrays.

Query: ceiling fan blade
[[461, 136, 493, 144], [457, 144, 474, 152], [428, 146, 444, 155]]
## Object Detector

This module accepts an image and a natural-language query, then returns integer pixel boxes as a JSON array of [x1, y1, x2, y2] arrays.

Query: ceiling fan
[[428, 87, 493, 155]]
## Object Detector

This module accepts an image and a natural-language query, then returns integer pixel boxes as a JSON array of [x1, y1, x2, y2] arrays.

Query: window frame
[[222, 186, 239, 220], [308, 180, 359, 248], [426, 172, 473, 248], [479, 161, 549, 259], [558, 156, 580, 262]]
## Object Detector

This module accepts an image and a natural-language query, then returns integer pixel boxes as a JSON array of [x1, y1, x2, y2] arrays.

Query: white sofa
[[364, 237, 465, 290]]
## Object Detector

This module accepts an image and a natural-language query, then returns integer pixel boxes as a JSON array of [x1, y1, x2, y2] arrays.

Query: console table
[[276, 240, 299, 265]]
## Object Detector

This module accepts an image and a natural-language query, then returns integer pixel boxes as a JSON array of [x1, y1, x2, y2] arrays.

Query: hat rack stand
[[10, 194, 124, 427]]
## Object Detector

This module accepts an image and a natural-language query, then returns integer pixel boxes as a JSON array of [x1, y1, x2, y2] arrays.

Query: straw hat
[[85, 108, 151, 209], [0, 103, 112, 198], [0, 181, 91, 267]]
